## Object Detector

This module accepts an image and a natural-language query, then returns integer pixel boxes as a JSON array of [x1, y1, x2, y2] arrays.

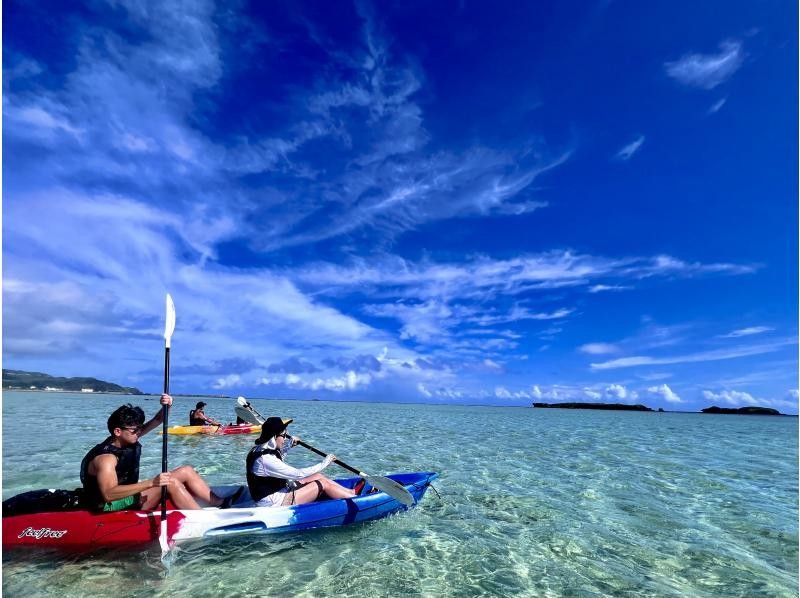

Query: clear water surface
[[2, 391, 797, 597]]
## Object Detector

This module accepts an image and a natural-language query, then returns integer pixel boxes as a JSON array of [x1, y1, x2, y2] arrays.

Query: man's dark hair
[[107, 404, 146, 433]]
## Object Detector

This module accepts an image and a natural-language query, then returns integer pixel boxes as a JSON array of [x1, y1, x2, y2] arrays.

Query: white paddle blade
[[164, 294, 176, 347], [364, 474, 415, 507], [159, 518, 170, 555], [237, 396, 248, 406]]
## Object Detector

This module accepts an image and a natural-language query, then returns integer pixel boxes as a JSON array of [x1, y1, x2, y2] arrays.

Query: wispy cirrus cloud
[[290, 251, 755, 301], [665, 40, 744, 90], [708, 97, 727, 114], [590, 339, 795, 370], [719, 326, 773, 338], [615, 135, 645, 161], [579, 342, 619, 355]]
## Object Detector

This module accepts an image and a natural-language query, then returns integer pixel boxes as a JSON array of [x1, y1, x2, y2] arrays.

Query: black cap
[[195, 401, 207, 409], [255, 417, 293, 444]]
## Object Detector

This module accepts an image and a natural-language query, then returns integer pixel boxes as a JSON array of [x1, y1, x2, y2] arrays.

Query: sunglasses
[[120, 426, 143, 434]]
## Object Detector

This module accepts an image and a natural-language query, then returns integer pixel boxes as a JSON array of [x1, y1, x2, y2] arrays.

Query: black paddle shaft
[[296, 440, 359, 475], [161, 347, 170, 515]]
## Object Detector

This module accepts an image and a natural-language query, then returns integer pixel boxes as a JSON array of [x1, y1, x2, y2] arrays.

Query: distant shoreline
[[3, 389, 796, 415]]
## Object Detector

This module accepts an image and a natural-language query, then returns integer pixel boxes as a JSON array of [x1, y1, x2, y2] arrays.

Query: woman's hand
[[160, 394, 173, 407], [323, 454, 336, 467]]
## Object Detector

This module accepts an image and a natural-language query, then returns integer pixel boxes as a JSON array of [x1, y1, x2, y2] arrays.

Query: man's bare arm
[[93, 454, 169, 502], [140, 394, 172, 436]]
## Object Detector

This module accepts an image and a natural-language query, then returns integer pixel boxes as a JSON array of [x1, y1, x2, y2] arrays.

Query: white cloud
[[589, 284, 630, 293], [647, 383, 682, 403], [590, 339, 794, 370], [702, 389, 758, 406], [292, 252, 755, 304], [665, 40, 744, 89], [414, 383, 464, 400], [213, 374, 242, 389], [615, 135, 645, 161], [579, 343, 618, 355], [495, 386, 530, 400], [257, 370, 373, 392], [604, 384, 629, 400], [483, 359, 504, 371], [720, 326, 773, 338], [702, 389, 797, 411], [708, 97, 727, 114]]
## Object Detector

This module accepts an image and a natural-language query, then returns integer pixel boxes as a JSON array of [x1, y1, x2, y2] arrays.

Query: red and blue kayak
[[2, 472, 438, 551]]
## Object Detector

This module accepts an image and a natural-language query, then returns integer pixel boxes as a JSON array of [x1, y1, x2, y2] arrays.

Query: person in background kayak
[[189, 401, 221, 426], [246, 417, 359, 507], [81, 395, 239, 512]]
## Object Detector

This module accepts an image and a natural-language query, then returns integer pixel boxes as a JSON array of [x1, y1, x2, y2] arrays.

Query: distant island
[[701, 405, 782, 416], [531, 401, 785, 415], [2, 369, 142, 395], [533, 402, 653, 411]]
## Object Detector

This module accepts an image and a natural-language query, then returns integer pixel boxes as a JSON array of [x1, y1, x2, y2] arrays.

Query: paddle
[[236, 396, 266, 424], [159, 294, 176, 557], [295, 439, 415, 507]]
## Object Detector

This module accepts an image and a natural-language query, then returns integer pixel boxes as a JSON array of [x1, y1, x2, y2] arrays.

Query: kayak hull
[[3, 472, 437, 551], [164, 423, 262, 435]]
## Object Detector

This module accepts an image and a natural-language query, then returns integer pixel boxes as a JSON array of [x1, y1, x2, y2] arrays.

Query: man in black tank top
[[81, 394, 232, 512], [189, 401, 221, 426]]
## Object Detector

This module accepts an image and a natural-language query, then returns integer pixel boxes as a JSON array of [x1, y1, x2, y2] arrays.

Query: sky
[[3, 0, 798, 412]]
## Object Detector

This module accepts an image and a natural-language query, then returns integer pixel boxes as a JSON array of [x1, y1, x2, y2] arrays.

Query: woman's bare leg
[[302, 473, 357, 500]]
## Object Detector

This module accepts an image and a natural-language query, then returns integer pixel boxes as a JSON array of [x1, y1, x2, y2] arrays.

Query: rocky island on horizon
[[701, 405, 783, 416], [531, 401, 785, 415], [532, 402, 654, 411]]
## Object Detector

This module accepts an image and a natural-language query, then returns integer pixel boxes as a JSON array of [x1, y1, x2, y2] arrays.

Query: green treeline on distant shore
[[2, 369, 142, 395]]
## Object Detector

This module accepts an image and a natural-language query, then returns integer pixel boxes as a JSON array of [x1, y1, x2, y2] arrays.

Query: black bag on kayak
[[2, 488, 86, 517]]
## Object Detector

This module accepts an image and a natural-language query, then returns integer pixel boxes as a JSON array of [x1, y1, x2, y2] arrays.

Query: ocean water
[[2, 391, 797, 597]]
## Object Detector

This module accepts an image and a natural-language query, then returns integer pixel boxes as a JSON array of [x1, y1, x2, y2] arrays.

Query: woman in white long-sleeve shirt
[[246, 417, 359, 507]]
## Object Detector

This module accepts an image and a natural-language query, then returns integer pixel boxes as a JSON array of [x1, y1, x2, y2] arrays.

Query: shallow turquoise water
[[3, 391, 798, 597]]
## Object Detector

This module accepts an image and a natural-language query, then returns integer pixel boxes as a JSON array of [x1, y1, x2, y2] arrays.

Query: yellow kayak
[[163, 423, 262, 436]]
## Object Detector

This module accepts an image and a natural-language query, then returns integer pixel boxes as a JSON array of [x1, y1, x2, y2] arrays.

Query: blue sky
[[4, 1, 798, 412]]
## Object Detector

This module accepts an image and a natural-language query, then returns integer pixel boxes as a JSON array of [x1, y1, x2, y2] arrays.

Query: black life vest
[[79, 438, 142, 509], [189, 409, 206, 426], [246, 446, 289, 501]]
